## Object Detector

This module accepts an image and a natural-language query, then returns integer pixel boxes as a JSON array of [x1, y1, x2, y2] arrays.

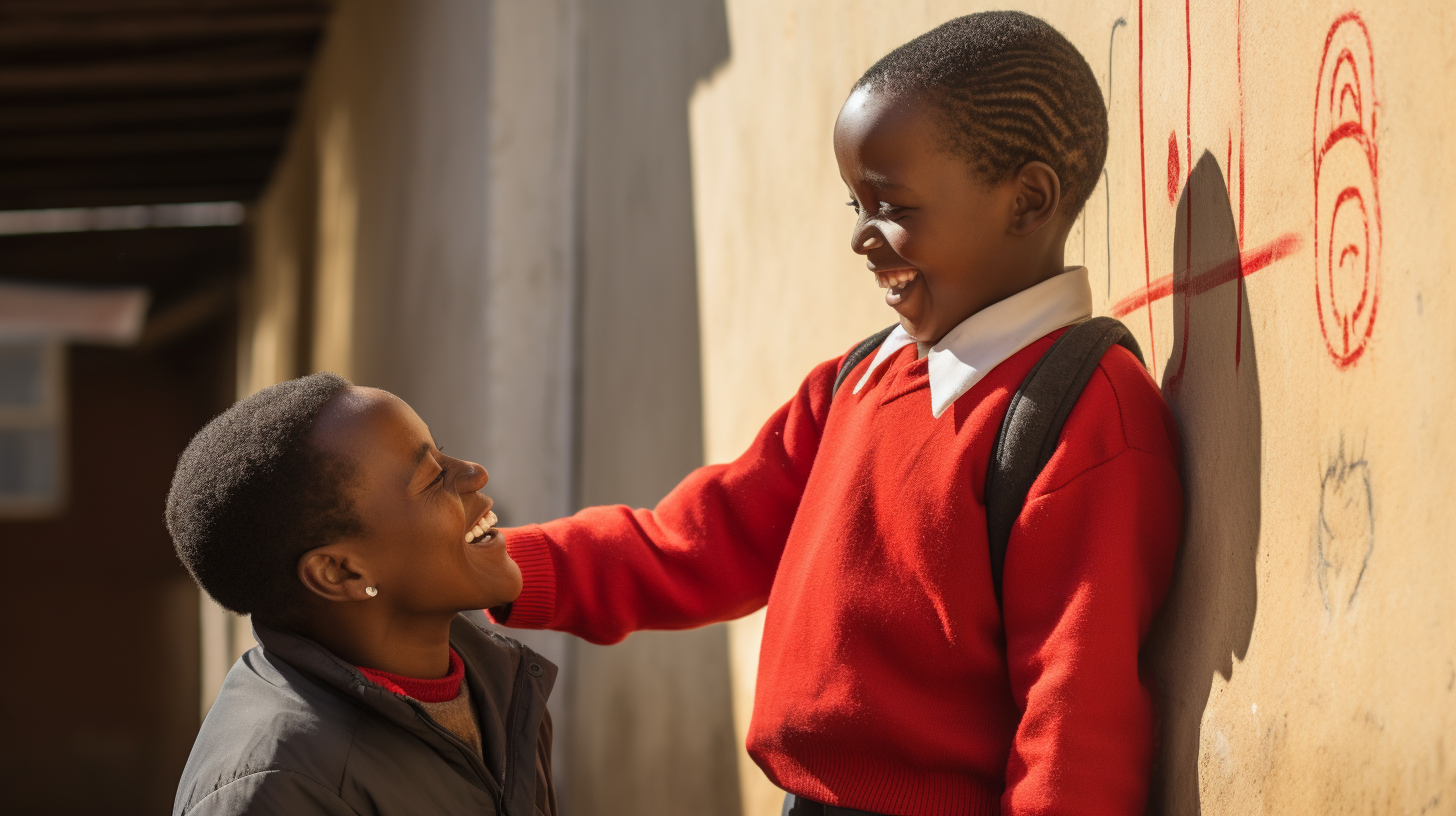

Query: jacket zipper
[[496, 645, 531, 813], [411, 703, 501, 797]]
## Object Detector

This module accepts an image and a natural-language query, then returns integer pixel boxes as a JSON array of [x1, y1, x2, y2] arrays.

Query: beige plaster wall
[[688, 1, 1456, 813]]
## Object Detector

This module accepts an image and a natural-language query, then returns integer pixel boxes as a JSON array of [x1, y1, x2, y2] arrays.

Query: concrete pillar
[[565, 1, 739, 813], [236, 1, 740, 812]]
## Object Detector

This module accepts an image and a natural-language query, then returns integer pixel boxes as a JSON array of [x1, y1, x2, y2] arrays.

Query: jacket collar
[[252, 612, 555, 814], [853, 266, 1093, 418]]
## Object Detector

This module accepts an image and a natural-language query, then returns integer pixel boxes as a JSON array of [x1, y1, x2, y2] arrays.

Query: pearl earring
[[365, 586, 378, 597]]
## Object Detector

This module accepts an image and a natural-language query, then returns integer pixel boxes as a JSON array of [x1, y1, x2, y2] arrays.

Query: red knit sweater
[[357, 649, 465, 703], [497, 330, 1182, 816]]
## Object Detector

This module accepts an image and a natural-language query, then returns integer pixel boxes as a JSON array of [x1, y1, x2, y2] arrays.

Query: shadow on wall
[[1143, 153, 1262, 816]]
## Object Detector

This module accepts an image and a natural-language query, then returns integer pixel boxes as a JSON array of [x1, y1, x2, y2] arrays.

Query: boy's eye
[[847, 199, 904, 217]]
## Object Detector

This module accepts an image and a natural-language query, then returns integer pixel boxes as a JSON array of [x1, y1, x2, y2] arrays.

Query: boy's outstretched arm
[[490, 359, 837, 644], [999, 357, 1183, 816]]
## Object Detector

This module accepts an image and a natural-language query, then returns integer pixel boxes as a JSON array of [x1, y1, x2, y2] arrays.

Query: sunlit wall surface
[[690, 2, 1454, 814]]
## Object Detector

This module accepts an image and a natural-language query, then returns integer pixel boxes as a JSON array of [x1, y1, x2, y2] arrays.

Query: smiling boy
[[167, 373, 555, 816], [492, 12, 1181, 816]]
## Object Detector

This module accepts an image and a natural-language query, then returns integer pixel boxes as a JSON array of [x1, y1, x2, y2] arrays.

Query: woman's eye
[[845, 199, 861, 214]]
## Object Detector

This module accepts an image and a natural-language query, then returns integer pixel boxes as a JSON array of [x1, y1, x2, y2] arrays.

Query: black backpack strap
[[832, 324, 899, 396], [984, 317, 1145, 605]]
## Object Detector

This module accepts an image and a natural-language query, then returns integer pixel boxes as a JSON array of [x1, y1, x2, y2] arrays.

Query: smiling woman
[[295, 384, 522, 676], [165, 373, 556, 816]]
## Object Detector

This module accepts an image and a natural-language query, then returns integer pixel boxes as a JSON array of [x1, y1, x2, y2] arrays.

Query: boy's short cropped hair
[[856, 10, 1108, 216], [166, 372, 363, 619]]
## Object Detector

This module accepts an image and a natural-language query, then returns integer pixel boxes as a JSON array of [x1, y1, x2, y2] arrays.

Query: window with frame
[[0, 341, 64, 517]]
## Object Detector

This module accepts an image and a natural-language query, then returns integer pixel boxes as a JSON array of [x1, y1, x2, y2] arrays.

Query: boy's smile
[[834, 85, 1068, 345]]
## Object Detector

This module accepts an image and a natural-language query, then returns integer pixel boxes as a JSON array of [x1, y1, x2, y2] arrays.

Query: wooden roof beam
[[0, 184, 263, 211], [0, 126, 285, 159], [0, 91, 298, 134], [0, 0, 329, 15], [0, 151, 278, 191], [0, 53, 313, 96], [0, 10, 329, 52]]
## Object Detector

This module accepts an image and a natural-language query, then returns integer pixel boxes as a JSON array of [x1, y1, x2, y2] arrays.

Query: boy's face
[[834, 85, 1040, 345], [308, 387, 521, 614]]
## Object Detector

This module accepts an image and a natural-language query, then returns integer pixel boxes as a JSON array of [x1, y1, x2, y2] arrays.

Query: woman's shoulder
[[175, 648, 363, 815]]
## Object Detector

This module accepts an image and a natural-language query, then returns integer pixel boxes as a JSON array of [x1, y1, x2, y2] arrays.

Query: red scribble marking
[[1236, 0, 1245, 246], [1314, 12, 1380, 370], [1166, 0, 1193, 393], [1136, 0, 1156, 373], [1134, 1, 1300, 379], [1235, 234, 1245, 364], [1330, 49, 1362, 121], [1110, 233, 1304, 318], [1185, 0, 1193, 179], [1225, 135, 1232, 188], [1330, 186, 1371, 329], [1321, 121, 1367, 156], [1337, 84, 1360, 123], [1236, 0, 1245, 367], [1166, 132, 1181, 204]]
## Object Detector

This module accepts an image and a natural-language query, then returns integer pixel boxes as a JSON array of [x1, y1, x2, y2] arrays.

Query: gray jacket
[[174, 613, 556, 816]]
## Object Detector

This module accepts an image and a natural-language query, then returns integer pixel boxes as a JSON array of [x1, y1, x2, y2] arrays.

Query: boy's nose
[[851, 222, 885, 254]]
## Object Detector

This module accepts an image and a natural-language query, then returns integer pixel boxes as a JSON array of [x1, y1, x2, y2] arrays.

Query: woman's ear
[[1009, 161, 1062, 236], [297, 545, 374, 603]]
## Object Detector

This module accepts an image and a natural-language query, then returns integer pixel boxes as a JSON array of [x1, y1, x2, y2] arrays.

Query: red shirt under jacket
[[496, 329, 1182, 816], [357, 648, 465, 703]]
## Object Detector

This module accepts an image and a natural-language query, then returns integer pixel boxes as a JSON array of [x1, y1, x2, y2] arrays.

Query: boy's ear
[[297, 544, 375, 603], [1009, 161, 1062, 236]]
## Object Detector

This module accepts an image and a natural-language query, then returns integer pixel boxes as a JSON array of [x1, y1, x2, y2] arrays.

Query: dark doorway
[[0, 3, 330, 812]]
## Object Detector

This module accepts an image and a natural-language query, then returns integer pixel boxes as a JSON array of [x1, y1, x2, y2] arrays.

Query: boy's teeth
[[482, 511, 498, 528], [876, 270, 918, 289], [465, 529, 476, 543]]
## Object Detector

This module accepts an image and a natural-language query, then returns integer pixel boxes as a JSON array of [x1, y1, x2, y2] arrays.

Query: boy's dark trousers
[[782, 793, 886, 816]]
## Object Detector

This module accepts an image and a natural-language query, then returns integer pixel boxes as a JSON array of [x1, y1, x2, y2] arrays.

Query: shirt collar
[[852, 266, 1093, 418]]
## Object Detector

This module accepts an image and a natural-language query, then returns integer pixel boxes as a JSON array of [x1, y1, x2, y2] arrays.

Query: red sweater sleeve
[[1000, 360, 1183, 815], [491, 359, 837, 645]]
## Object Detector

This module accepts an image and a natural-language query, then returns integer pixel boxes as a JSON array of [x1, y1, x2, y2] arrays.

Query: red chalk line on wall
[[1117, 4, 1378, 374], [1110, 233, 1303, 319]]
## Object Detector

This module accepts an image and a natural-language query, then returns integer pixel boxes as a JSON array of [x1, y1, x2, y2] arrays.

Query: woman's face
[[306, 387, 521, 613]]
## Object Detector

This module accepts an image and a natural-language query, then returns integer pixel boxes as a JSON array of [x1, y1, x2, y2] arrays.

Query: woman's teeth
[[465, 511, 499, 543], [876, 269, 918, 289]]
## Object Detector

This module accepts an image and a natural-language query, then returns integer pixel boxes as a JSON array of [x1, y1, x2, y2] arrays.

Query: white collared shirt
[[853, 266, 1094, 418]]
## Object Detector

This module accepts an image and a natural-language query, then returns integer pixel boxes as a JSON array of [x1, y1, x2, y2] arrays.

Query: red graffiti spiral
[[1314, 13, 1380, 369]]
